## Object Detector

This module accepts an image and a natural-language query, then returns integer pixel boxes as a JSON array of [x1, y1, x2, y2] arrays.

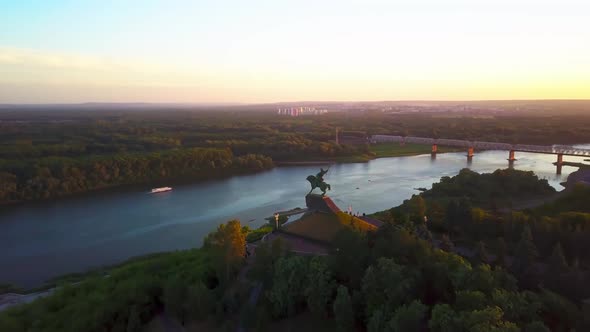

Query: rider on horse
[[307, 168, 331, 196]]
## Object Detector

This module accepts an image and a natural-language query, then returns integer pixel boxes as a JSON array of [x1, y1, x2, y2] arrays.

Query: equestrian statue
[[306, 168, 331, 196]]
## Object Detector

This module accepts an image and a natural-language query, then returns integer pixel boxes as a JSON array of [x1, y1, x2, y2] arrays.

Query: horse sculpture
[[306, 168, 331, 196]]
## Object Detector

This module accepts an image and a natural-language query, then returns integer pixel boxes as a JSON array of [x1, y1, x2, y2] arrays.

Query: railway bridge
[[371, 135, 590, 174]]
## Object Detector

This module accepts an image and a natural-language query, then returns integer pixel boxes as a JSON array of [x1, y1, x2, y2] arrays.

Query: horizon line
[[2, 98, 590, 107]]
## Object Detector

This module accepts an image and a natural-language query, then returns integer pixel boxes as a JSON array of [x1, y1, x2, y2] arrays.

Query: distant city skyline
[[1, 0, 589, 103]]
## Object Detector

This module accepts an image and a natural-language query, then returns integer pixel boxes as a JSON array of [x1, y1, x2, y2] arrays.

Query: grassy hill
[[282, 211, 376, 243]]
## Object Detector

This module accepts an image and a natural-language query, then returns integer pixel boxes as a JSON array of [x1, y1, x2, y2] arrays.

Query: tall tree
[[185, 283, 213, 320], [367, 309, 387, 332], [407, 195, 426, 222], [362, 258, 416, 320], [333, 285, 354, 332], [126, 305, 142, 332], [429, 304, 458, 332], [329, 228, 369, 287], [416, 224, 433, 243], [457, 199, 473, 230], [440, 234, 455, 252], [267, 256, 308, 318], [475, 241, 490, 265], [458, 306, 519, 332], [445, 200, 459, 233], [389, 300, 428, 332], [495, 237, 508, 268], [163, 277, 187, 325], [548, 242, 568, 272], [250, 238, 288, 284], [204, 219, 246, 282], [305, 257, 335, 317], [513, 225, 538, 275], [524, 321, 551, 332]]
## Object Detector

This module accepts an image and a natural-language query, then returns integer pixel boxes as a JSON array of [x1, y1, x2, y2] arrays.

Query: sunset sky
[[1, 0, 589, 103]]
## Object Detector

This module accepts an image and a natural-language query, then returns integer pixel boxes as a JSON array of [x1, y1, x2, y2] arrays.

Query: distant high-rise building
[[276, 106, 328, 116]]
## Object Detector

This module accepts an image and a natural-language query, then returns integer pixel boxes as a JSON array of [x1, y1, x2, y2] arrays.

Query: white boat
[[150, 187, 172, 194]]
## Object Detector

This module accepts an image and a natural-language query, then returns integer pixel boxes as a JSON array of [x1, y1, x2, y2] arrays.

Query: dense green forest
[[382, 169, 590, 309], [1, 169, 589, 331], [2, 108, 590, 204], [0, 148, 272, 203]]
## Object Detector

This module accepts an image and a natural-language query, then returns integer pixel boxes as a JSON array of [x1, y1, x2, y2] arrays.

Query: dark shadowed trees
[[389, 300, 427, 332], [305, 256, 335, 317], [513, 226, 538, 276], [440, 234, 455, 252], [474, 241, 490, 265], [267, 256, 308, 318], [333, 285, 354, 332], [548, 242, 568, 273]]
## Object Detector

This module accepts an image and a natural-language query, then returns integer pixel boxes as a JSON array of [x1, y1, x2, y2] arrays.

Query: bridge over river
[[371, 135, 590, 174]]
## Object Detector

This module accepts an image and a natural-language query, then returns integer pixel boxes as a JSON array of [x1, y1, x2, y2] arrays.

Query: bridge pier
[[508, 150, 516, 168], [467, 147, 474, 161], [556, 153, 563, 175], [431, 144, 438, 159], [508, 150, 516, 161]]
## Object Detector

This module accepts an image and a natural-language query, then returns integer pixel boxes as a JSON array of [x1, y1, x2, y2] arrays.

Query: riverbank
[[370, 142, 463, 158], [1, 149, 580, 290], [0, 165, 273, 209], [0, 143, 461, 208], [562, 168, 590, 190], [276, 143, 463, 165]]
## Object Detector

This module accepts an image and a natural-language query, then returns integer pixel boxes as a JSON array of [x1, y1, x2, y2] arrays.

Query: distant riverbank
[[277, 143, 463, 165], [563, 168, 590, 190], [0, 143, 460, 208]]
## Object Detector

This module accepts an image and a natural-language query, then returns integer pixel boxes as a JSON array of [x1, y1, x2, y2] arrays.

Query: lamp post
[[274, 213, 280, 231]]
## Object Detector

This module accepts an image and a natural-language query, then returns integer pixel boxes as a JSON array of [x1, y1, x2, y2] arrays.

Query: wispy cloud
[[0, 47, 217, 87], [0, 48, 122, 71]]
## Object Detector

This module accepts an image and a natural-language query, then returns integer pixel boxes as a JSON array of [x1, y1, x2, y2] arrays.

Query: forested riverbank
[[0, 148, 273, 204], [2, 169, 590, 331], [2, 108, 590, 205]]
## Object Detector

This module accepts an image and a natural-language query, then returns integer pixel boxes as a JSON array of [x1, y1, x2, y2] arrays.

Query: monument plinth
[[305, 194, 342, 214]]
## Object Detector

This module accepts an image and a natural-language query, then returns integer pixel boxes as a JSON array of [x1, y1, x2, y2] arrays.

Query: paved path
[[272, 208, 308, 218], [359, 216, 384, 228], [261, 232, 329, 256]]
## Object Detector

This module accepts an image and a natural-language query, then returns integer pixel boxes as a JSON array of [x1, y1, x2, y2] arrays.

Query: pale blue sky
[[1, 0, 589, 103]]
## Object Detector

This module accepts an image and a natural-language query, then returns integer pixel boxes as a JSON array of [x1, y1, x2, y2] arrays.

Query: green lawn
[[370, 142, 462, 158], [246, 224, 274, 243]]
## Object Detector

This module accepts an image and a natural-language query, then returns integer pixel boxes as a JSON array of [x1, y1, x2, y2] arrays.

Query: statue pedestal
[[305, 194, 342, 214]]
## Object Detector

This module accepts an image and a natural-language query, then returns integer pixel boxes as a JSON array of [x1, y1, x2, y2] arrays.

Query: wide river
[[1, 148, 589, 287]]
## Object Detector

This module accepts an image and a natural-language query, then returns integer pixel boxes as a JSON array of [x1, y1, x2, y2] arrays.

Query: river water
[[1, 148, 589, 287]]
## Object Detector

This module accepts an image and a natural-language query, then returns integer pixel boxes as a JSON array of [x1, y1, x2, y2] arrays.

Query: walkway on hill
[[359, 215, 384, 228], [260, 232, 330, 256]]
